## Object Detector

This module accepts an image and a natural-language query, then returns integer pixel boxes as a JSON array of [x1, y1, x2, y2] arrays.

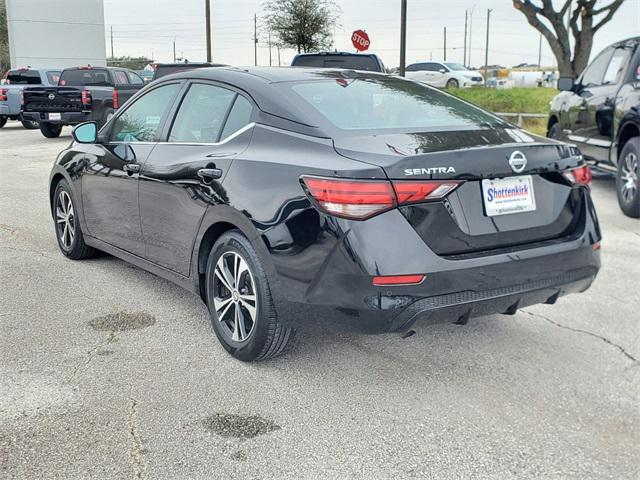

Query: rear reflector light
[[112, 89, 119, 109], [81, 89, 92, 106], [392, 180, 461, 203], [373, 274, 425, 286], [301, 176, 395, 219], [0, 88, 6, 102], [301, 176, 462, 220], [563, 165, 592, 186]]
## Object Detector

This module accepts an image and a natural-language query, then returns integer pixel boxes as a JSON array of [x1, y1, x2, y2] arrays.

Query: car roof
[[156, 66, 393, 137]]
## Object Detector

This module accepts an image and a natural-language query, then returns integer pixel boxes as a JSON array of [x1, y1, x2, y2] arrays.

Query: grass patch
[[448, 87, 557, 114]]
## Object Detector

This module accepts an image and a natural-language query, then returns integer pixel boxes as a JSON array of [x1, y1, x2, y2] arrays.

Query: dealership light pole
[[443, 27, 447, 61], [110, 25, 114, 59], [205, 0, 212, 62], [463, 10, 468, 67], [468, 4, 476, 68], [399, 0, 407, 76], [254, 14, 258, 66]]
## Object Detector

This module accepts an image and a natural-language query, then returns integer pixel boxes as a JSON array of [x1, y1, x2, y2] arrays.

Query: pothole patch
[[203, 413, 280, 439], [88, 312, 156, 332]]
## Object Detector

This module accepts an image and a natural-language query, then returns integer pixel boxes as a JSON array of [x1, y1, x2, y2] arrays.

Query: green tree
[[263, 0, 339, 53], [107, 56, 152, 70], [513, 0, 625, 78], [0, 0, 9, 73]]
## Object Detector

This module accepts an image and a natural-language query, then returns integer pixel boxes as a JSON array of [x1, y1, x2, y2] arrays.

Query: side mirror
[[557, 77, 575, 92], [439, 68, 447, 74], [72, 122, 97, 143]]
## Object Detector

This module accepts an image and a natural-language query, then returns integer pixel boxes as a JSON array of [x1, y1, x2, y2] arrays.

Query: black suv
[[549, 37, 640, 218], [291, 52, 386, 72]]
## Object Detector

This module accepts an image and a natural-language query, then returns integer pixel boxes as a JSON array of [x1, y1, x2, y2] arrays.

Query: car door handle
[[123, 163, 140, 175], [197, 168, 223, 182]]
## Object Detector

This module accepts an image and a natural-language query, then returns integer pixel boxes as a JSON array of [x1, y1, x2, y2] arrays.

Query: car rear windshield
[[59, 69, 113, 86], [293, 55, 382, 72], [288, 76, 504, 132], [5, 70, 43, 84]]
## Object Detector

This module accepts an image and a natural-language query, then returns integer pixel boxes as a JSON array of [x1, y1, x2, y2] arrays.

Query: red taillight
[[392, 180, 461, 204], [301, 176, 396, 219], [301, 176, 462, 220], [563, 165, 592, 186], [112, 89, 119, 109], [81, 89, 92, 106], [0, 88, 7, 102], [373, 274, 425, 286]]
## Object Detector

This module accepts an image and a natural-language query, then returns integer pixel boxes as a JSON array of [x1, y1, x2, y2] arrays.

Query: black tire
[[205, 230, 294, 361], [616, 137, 640, 218], [21, 119, 39, 130], [548, 121, 561, 140], [446, 78, 459, 89], [53, 179, 98, 260], [0, 116, 7, 128], [40, 122, 63, 138]]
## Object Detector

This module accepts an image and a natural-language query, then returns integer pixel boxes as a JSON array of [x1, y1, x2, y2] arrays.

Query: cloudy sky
[[103, 0, 640, 68]]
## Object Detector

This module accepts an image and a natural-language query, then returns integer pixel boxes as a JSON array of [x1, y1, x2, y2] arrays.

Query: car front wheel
[[446, 78, 459, 89], [617, 137, 639, 218], [53, 180, 98, 259], [205, 230, 294, 361]]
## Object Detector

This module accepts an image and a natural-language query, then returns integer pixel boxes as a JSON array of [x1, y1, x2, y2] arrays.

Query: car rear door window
[[169, 83, 235, 143], [109, 83, 179, 142], [114, 70, 129, 85], [602, 48, 631, 85], [220, 95, 253, 141]]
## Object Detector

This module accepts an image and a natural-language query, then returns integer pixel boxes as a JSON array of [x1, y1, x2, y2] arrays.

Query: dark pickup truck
[[21, 66, 144, 138], [549, 37, 640, 218]]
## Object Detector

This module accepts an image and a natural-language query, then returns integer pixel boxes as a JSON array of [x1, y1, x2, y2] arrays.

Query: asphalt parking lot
[[1, 121, 639, 479]]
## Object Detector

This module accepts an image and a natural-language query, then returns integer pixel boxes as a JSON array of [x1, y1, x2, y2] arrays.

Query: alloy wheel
[[620, 151, 638, 204], [212, 251, 258, 342], [56, 190, 75, 249]]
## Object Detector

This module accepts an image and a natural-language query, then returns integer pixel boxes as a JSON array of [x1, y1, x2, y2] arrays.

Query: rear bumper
[[21, 110, 92, 125], [0, 104, 16, 116], [268, 193, 601, 329]]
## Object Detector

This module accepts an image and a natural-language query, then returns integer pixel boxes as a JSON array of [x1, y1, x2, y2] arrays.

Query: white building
[[6, 0, 106, 69]]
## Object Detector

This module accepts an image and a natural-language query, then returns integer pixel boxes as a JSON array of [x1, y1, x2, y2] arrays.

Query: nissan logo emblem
[[508, 151, 527, 173], [48, 93, 55, 100]]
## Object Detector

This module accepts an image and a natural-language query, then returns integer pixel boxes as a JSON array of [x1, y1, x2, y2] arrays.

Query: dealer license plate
[[48, 113, 61, 121], [481, 175, 536, 216]]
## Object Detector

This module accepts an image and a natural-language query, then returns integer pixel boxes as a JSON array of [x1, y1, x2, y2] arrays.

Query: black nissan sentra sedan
[[49, 67, 601, 361]]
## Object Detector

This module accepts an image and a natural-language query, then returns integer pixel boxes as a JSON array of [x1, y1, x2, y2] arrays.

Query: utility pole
[[484, 9, 492, 86], [463, 10, 468, 67], [468, 4, 476, 68], [268, 30, 272, 66], [399, 0, 407, 76], [205, 0, 212, 62], [537, 32, 542, 67], [253, 14, 258, 66], [110, 25, 114, 59], [443, 27, 447, 61], [173, 37, 176, 62]]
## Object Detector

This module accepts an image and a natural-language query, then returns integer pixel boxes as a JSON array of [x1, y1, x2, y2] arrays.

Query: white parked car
[[405, 62, 484, 88]]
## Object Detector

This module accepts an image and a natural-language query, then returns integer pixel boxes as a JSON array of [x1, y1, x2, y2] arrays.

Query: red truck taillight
[[81, 89, 92, 106], [112, 89, 119, 109], [0, 88, 7, 102]]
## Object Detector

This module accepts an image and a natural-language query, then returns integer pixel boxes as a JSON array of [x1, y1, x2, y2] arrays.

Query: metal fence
[[494, 112, 548, 127]]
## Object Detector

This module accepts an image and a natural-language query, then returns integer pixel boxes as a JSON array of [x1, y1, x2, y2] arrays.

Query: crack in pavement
[[522, 309, 638, 363], [67, 331, 117, 382], [128, 396, 146, 480]]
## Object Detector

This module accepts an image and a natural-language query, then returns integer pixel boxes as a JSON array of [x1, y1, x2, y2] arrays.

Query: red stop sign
[[351, 30, 370, 52]]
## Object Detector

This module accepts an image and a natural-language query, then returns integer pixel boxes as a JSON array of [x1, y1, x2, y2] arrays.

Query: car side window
[[581, 48, 614, 88], [114, 70, 129, 85], [406, 64, 418, 72], [128, 72, 144, 85], [169, 83, 236, 143], [602, 48, 631, 85], [425, 63, 440, 72], [220, 95, 253, 141], [109, 83, 179, 142]]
